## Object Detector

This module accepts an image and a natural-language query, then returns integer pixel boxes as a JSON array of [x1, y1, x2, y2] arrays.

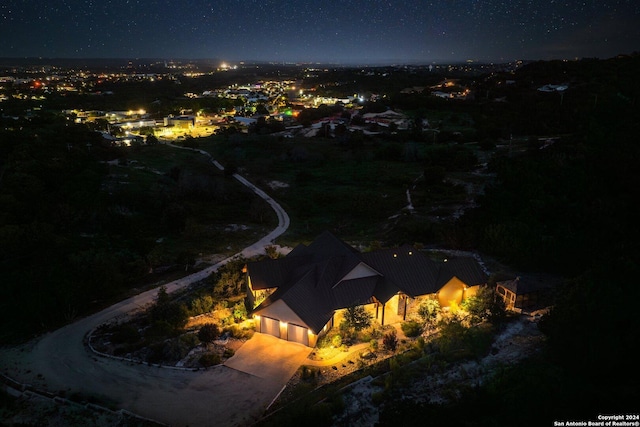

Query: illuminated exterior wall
[[464, 285, 480, 299], [405, 294, 437, 318], [438, 277, 466, 307]]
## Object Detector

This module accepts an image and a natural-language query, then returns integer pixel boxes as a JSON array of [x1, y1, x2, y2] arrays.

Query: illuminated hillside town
[[0, 59, 523, 144]]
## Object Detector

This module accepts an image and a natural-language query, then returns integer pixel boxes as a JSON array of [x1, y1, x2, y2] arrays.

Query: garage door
[[287, 323, 309, 346], [261, 316, 280, 338]]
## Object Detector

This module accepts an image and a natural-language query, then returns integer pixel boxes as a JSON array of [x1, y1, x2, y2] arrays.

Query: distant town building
[[164, 115, 195, 129]]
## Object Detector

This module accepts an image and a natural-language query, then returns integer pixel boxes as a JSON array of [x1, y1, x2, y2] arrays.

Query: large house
[[246, 231, 487, 347]]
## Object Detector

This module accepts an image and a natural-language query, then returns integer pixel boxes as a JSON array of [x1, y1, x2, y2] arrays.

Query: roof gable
[[338, 262, 380, 284], [254, 299, 308, 328]]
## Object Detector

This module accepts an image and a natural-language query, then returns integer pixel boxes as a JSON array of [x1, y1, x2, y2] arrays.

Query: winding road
[[0, 147, 291, 427]]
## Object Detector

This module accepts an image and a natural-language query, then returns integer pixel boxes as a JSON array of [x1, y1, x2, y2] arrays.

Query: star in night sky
[[1, 0, 638, 64]]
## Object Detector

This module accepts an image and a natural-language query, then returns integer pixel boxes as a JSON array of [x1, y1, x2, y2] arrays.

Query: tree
[[264, 245, 280, 259], [460, 286, 505, 325], [150, 285, 189, 330], [146, 134, 159, 145], [400, 320, 423, 337], [198, 323, 220, 345], [255, 103, 269, 116], [343, 305, 372, 332], [232, 301, 247, 322], [212, 257, 247, 297], [417, 299, 441, 329], [382, 330, 398, 351], [436, 316, 466, 353]]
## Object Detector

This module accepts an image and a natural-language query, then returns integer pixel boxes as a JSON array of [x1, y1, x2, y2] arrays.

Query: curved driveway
[[0, 148, 291, 427]]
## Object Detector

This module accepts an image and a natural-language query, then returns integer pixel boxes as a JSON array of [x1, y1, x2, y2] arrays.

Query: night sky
[[1, 0, 638, 64]]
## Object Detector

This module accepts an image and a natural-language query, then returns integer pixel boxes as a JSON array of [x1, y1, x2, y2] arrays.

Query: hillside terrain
[[1, 55, 639, 425]]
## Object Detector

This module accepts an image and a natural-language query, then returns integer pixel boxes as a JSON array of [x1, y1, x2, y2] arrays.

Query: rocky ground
[[265, 313, 546, 426], [332, 313, 546, 426], [0, 387, 161, 427], [90, 313, 253, 369]]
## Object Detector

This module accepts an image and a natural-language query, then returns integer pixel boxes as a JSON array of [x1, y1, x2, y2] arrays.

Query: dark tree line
[[428, 58, 640, 421], [0, 113, 256, 342]]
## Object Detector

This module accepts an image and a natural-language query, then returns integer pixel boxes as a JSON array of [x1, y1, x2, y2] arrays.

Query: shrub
[[331, 334, 343, 348], [436, 316, 467, 353], [417, 299, 441, 327], [384, 373, 394, 391], [146, 342, 164, 364], [401, 320, 423, 338], [214, 300, 229, 311], [343, 305, 372, 331], [369, 339, 379, 351], [383, 330, 398, 352], [223, 348, 235, 358], [111, 324, 140, 344], [150, 286, 189, 329], [264, 245, 280, 259], [372, 391, 385, 405], [190, 295, 214, 316], [161, 339, 190, 362], [389, 357, 400, 373], [370, 327, 383, 339], [198, 323, 220, 344], [461, 286, 506, 325], [212, 257, 247, 297], [180, 332, 200, 348], [199, 352, 221, 367], [464, 325, 494, 359], [357, 330, 372, 342], [300, 366, 318, 381], [224, 324, 254, 339], [232, 301, 247, 323], [317, 334, 331, 349], [145, 320, 174, 340]]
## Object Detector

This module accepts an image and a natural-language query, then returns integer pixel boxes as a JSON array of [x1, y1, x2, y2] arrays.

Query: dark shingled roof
[[332, 276, 379, 308], [497, 276, 558, 295], [249, 231, 488, 334], [439, 258, 488, 288], [247, 254, 312, 290], [361, 245, 441, 297]]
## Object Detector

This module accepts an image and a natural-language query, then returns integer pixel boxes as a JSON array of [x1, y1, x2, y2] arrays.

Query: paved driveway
[[225, 333, 312, 385]]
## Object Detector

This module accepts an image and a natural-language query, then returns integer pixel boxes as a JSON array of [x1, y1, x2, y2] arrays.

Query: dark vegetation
[[259, 303, 505, 427], [0, 115, 272, 342], [1, 55, 639, 423], [198, 135, 476, 243], [253, 56, 640, 424], [92, 258, 254, 366], [443, 58, 640, 424]]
